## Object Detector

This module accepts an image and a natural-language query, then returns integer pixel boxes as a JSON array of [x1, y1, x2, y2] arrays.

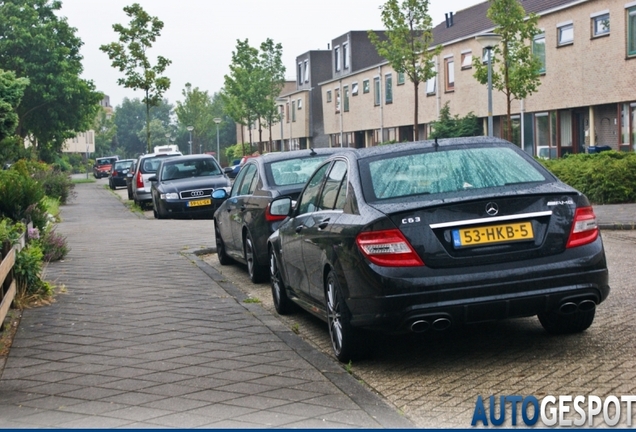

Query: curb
[[599, 223, 636, 230], [183, 247, 415, 429]]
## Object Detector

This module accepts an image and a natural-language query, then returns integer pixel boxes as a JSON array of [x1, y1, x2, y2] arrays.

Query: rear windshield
[[96, 158, 116, 166], [140, 155, 177, 174], [161, 158, 221, 181], [361, 147, 547, 202], [114, 160, 133, 169], [268, 156, 330, 186]]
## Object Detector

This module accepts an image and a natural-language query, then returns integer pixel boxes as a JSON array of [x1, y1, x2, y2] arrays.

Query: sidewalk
[[593, 203, 636, 230], [0, 182, 412, 428]]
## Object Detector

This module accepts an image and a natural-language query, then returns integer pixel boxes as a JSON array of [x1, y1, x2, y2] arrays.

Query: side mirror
[[269, 196, 292, 217], [212, 189, 228, 200], [148, 175, 157, 182], [223, 167, 234, 174]]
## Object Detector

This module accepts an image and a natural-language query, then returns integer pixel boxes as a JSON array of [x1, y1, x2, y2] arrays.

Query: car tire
[[215, 224, 233, 265], [325, 270, 372, 363], [127, 188, 133, 200], [244, 231, 267, 283], [270, 247, 294, 315], [154, 200, 167, 219], [109, 180, 115, 190], [538, 307, 596, 334]]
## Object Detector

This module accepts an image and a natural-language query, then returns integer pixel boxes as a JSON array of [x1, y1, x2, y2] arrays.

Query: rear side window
[[362, 147, 547, 201], [268, 156, 329, 186]]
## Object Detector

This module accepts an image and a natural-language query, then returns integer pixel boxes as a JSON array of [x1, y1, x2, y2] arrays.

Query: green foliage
[[472, 0, 541, 141], [0, 69, 29, 142], [0, 218, 25, 246], [540, 152, 636, 204], [0, 168, 46, 227], [14, 242, 51, 298], [113, 97, 173, 158], [100, 3, 172, 152], [0, 0, 102, 156], [225, 143, 253, 162], [369, 0, 440, 140], [31, 225, 68, 262], [430, 102, 482, 139]]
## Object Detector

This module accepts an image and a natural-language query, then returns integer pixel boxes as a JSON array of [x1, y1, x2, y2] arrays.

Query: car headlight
[[160, 193, 179, 200]]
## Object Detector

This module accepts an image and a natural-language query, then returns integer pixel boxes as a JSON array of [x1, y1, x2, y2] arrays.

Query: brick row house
[[243, 0, 636, 157]]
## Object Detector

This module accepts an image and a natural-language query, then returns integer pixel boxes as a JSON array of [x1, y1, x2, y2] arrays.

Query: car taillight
[[112, 170, 118, 176], [136, 171, 144, 188], [566, 206, 599, 248], [356, 229, 424, 267], [265, 203, 286, 222]]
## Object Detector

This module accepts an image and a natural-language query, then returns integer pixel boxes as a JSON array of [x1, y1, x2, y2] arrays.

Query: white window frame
[[334, 46, 341, 72], [557, 21, 574, 46], [591, 11, 610, 37]]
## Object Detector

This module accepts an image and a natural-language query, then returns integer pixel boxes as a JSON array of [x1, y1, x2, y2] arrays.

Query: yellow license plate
[[452, 222, 534, 248], [187, 198, 211, 207]]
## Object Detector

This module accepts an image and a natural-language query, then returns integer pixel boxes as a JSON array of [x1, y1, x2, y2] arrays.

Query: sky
[[57, 0, 483, 108]]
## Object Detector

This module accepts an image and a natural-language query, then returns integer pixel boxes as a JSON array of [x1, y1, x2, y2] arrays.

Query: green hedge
[[539, 151, 636, 205]]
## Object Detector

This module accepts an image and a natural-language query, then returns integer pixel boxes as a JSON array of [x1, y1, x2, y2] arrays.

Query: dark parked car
[[267, 137, 610, 362], [212, 148, 343, 283], [109, 159, 135, 189], [150, 154, 231, 219], [125, 159, 137, 200], [93, 156, 118, 178]]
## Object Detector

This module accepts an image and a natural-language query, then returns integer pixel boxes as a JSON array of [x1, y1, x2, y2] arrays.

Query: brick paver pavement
[[0, 182, 412, 428]]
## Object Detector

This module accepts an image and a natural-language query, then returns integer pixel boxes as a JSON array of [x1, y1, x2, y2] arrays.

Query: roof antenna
[[310, 147, 317, 156]]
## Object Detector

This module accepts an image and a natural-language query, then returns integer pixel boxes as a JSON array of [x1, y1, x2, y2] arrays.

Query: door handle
[[318, 218, 331, 230], [240, 205, 246, 212]]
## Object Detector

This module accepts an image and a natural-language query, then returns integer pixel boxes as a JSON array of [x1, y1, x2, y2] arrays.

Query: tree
[[472, 0, 542, 141], [113, 97, 172, 157], [0, 0, 102, 159], [100, 3, 172, 153], [0, 69, 29, 142], [369, 0, 440, 141], [92, 109, 117, 157], [175, 83, 215, 155], [430, 102, 482, 139], [257, 39, 286, 153]]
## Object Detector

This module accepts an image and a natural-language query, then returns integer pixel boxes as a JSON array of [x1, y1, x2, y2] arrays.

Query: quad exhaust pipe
[[559, 299, 596, 314], [410, 317, 452, 333]]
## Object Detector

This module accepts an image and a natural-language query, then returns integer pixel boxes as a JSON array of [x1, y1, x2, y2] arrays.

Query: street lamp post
[[475, 33, 502, 137], [213, 118, 221, 164], [276, 97, 286, 152], [186, 126, 194, 155]]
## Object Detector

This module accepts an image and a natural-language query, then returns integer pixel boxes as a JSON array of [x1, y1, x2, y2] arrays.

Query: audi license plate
[[187, 198, 211, 207], [452, 222, 534, 248]]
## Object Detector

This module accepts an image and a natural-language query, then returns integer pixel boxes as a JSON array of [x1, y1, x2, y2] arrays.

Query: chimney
[[445, 12, 454, 28], [328, 43, 331, 50]]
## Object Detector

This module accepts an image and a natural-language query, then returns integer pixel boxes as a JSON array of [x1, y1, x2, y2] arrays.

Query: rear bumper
[[343, 239, 609, 332]]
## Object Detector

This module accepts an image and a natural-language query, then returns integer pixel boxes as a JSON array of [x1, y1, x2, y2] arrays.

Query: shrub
[[540, 151, 636, 204], [0, 218, 25, 247], [36, 168, 76, 204], [0, 168, 46, 226], [14, 243, 52, 298], [37, 226, 69, 262]]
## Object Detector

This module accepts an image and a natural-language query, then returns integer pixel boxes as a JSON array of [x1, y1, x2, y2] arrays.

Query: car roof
[[245, 148, 346, 165]]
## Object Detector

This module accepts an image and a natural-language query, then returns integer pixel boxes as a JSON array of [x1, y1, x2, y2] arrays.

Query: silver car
[[132, 150, 182, 208]]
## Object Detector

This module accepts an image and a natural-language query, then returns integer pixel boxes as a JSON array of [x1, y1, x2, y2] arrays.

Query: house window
[[298, 63, 303, 85], [335, 88, 341, 113], [326, 90, 332, 103], [385, 73, 393, 104], [351, 82, 359, 96], [363, 79, 370, 94], [304, 60, 309, 83], [343, 85, 349, 112], [426, 64, 436, 95], [397, 72, 405, 85], [558, 22, 574, 46], [591, 13, 610, 37], [334, 46, 341, 72], [374, 77, 381, 106], [533, 34, 546, 74], [628, 6, 636, 57], [297, 99, 302, 110], [343, 42, 349, 69], [292, 100, 296, 122], [461, 51, 472, 69], [445, 57, 454, 91]]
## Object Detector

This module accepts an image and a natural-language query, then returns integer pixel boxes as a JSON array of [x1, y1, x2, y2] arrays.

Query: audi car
[[149, 154, 231, 219], [212, 148, 344, 283], [267, 137, 610, 362]]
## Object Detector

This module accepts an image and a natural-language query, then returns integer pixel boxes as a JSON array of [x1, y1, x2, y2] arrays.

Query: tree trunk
[[145, 89, 151, 153], [413, 81, 419, 141]]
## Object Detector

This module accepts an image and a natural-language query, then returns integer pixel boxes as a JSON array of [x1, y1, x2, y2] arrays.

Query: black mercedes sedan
[[149, 154, 231, 219], [212, 148, 344, 283], [267, 137, 610, 362]]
